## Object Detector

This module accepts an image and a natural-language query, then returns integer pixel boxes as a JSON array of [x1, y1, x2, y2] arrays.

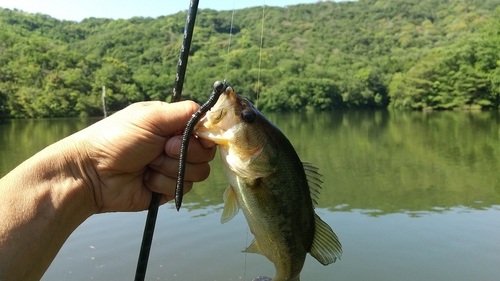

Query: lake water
[[1, 110, 499, 281]]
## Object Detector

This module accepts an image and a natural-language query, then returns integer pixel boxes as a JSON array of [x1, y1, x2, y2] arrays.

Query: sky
[[0, 0, 329, 22]]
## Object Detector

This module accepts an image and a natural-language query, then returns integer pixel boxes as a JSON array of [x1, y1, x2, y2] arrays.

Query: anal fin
[[243, 239, 264, 256]]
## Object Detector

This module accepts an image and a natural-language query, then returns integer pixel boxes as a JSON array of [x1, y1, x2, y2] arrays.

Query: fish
[[194, 84, 342, 281]]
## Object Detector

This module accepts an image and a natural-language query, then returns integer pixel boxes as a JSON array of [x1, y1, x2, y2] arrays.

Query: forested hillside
[[0, 0, 499, 118]]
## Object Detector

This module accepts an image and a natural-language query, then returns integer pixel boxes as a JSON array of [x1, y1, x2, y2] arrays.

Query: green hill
[[0, 0, 499, 118]]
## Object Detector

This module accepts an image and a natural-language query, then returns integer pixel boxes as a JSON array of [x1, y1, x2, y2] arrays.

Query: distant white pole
[[102, 85, 107, 118]]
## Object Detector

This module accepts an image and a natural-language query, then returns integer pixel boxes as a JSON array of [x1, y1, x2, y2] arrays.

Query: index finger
[[115, 101, 200, 137]]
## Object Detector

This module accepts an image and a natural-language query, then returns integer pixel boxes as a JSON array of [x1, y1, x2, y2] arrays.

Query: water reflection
[[2, 111, 499, 281], [0, 117, 100, 177], [2, 111, 499, 213], [184, 110, 500, 215]]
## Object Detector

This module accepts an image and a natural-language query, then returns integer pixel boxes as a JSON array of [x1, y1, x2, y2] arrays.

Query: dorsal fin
[[302, 163, 342, 264], [303, 162, 323, 206]]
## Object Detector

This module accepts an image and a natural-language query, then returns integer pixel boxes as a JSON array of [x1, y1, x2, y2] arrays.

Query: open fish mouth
[[194, 86, 238, 143], [208, 86, 238, 122]]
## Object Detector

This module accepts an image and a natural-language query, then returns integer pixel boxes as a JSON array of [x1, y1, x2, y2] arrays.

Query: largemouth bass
[[194, 84, 342, 281]]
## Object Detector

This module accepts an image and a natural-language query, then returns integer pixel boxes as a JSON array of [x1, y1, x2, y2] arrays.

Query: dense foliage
[[0, 0, 499, 118]]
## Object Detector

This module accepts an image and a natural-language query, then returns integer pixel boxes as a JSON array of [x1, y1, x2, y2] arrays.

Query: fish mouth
[[206, 86, 234, 125], [194, 86, 237, 143]]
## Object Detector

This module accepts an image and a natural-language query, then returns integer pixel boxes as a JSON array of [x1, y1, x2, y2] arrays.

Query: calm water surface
[[1, 110, 499, 281]]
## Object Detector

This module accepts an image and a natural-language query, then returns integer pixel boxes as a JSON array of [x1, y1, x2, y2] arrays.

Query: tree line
[[0, 0, 499, 118]]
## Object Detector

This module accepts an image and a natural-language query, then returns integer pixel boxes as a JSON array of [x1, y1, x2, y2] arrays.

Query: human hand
[[75, 101, 216, 213], [0, 100, 217, 280]]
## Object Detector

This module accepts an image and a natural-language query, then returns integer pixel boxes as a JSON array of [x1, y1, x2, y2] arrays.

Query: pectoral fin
[[310, 214, 343, 265], [242, 239, 264, 256], [221, 185, 239, 224]]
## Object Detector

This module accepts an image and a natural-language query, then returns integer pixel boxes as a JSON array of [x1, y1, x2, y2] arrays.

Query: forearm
[[0, 136, 97, 280]]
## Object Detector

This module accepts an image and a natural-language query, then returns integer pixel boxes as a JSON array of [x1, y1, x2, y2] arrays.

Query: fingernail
[[167, 136, 182, 157]]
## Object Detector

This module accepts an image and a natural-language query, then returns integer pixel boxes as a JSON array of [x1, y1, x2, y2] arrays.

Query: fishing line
[[255, 2, 266, 110], [222, 3, 251, 279], [243, 225, 250, 281], [242, 4, 266, 280], [224, 1, 236, 81]]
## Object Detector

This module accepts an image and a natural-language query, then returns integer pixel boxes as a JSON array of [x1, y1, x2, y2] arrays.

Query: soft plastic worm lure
[[174, 80, 227, 211]]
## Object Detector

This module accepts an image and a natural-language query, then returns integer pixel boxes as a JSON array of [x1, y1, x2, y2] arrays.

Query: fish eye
[[241, 109, 256, 123]]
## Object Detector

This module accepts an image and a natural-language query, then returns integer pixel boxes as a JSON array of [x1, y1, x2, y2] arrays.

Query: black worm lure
[[174, 80, 227, 211]]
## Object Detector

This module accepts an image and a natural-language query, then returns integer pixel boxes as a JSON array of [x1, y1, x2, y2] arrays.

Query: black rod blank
[[172, 0, 200, 103], [134, 1, 200, 280]]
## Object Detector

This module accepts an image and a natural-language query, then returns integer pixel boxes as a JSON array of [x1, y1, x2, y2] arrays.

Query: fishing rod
[[171, 0, 199, 103], [134, 1, 199, 280]]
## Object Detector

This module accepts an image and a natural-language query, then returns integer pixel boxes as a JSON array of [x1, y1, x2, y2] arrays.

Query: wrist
[[53, 134, 101, 217], [0, 134, 98, 280]]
